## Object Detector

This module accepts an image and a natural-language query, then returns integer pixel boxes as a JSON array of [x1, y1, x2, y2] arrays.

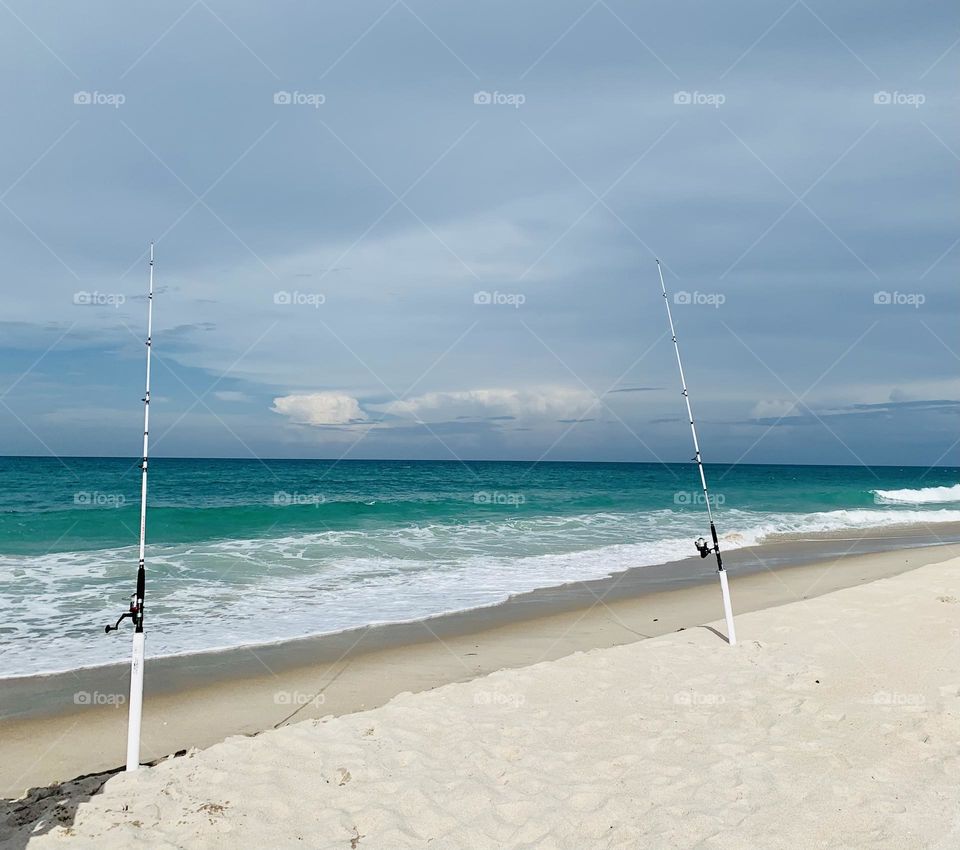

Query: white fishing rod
[[656, 259, 737, 645], [105, 242, 155, 769]]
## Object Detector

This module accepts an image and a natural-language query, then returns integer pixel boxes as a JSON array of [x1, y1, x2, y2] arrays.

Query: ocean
[[1, 456, 959, 678]]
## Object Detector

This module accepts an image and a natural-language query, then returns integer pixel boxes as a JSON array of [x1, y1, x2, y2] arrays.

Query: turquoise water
[[1, 457, 959, 676]]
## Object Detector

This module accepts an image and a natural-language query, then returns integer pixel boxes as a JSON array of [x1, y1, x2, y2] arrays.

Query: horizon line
[[0, 454, 955, 470]]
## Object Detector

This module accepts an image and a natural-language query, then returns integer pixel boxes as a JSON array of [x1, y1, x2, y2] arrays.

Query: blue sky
[[0, 1, 957, 466]]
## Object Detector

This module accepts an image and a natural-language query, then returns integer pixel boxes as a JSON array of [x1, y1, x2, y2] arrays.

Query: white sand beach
[[15, 554, 960, 849]]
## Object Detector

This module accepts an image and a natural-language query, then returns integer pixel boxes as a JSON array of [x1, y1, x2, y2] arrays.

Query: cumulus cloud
[[271, 392, 368, 426], [376, 387, 597, 422], [750, 400, 796, 420], [270, 386, 599, 430]]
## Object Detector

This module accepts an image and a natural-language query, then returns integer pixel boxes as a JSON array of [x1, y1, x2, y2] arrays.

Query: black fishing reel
[[694, 537, 715, 559], [105, 593, 140, 633]]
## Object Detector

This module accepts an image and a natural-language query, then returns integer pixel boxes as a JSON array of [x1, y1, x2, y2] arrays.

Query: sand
[[4, 539, 958, 800], [10, 554, 959, 849]]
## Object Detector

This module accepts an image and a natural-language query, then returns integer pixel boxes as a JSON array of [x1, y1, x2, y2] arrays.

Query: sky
[[0, 0, 957, 467]]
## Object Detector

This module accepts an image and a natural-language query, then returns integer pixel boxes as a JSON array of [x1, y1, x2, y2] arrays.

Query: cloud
[[214, 391, 252, 403], [849, 399, 960, 413], [270, 386, 599, 433], [750, 400, 796, 420], [376, 387, 597, 423], [743, 397, 960, 427], [271, 392, 369, 426]]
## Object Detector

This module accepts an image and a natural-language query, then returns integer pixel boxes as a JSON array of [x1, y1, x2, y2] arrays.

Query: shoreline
[[7, 511, 960, 679], [7, 520, 960, 689], [3, 530, 960, 798], [14, 548, 960, 848]]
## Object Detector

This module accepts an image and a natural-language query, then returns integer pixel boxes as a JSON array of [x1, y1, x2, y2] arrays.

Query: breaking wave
[[872, 484, 960, 505]]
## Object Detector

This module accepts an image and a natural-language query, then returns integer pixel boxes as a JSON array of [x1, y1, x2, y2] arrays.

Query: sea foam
[[3, 505, 960, 678], [872, 484, 960, 505]]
